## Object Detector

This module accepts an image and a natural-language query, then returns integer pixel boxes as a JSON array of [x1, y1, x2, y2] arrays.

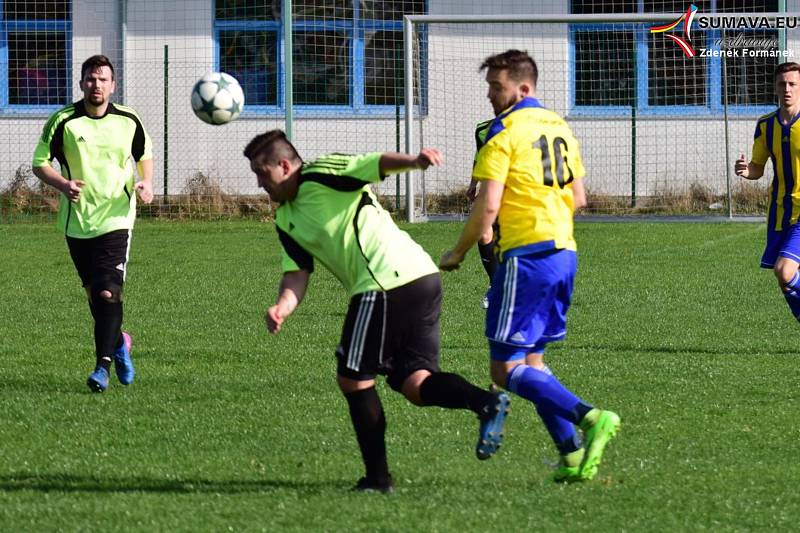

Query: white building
[[1, 1, 794, 214]]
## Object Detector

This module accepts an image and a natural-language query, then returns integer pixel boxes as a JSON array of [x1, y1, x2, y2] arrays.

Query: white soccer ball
[[191, 72, 245, 125]]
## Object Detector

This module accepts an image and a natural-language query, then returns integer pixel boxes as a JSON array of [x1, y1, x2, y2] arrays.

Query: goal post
[[402, 12, 795, 221]]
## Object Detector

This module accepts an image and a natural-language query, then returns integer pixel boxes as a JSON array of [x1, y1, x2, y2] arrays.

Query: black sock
[[95, 356, 112, 371], [477, 240, 498, 280], [344, 387, 390, 483], [418, 372, 491, 414], [92, 297, 123, 358]]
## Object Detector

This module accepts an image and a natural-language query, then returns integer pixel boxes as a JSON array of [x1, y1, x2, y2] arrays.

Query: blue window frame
[[214, 0, 425, 117], [569, 0, 779, 117], [0, 0, 72, 113]]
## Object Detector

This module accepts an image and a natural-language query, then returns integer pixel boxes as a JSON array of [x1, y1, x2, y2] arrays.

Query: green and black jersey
[[32, 100, 153, 238], [276, 152, 438, 296], [474, 119, 493, 163], [475, 119, 493, 151]]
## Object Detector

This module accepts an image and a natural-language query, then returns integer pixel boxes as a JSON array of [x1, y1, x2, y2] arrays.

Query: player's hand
[[135, 181, 154, 204], [439, 249, 465, 272], [266, 305, 285, 334], [416, 148, 443, 170], [734, 152, 749, 178], [62, 180, 84, 202], [466, 182, 477, 202]]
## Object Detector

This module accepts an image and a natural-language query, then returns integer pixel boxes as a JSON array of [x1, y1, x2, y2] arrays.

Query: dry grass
[[139, 172, 276, 220], [0, 165, 60, 218], [1, 169, 770, 221]]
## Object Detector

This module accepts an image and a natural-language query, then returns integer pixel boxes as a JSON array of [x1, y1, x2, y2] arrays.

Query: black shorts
[[66, 229, 131, 289], [336, 273, 442, 391]]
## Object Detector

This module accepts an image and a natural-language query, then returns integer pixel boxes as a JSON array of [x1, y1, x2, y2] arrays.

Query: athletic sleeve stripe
[[110, 105, 148, 161], [299, 172, 366, 191], [277, 226, 314, 272]]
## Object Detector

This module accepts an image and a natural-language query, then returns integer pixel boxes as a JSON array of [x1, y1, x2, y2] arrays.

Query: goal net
[[403, 9, 794, 220]]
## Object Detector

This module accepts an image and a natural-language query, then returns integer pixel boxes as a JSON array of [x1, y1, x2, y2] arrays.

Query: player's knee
[[773, 263, 796, 287], [401, 370, 430, 406], [337, 374, 374, 395], [91, 281, 122, 303]]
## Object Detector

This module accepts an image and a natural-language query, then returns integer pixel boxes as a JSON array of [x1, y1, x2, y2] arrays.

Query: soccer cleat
[[579, 410, 621, 480], [552, 448, 585, 483], [352, 476, 394, 494], [476, 391, 510, 460], [113, 332, 135, 385], [87, 366, 109, 393]]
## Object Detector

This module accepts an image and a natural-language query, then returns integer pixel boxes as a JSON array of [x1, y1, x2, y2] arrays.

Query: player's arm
[[134, 158, 155, 204], [266, 269, 310, 334], [379, 148, 443, 175], [32, 165, 83, 202], [735, 152, 764, 180], [440, 179, 503, 271], [572, 178, 587, 210]]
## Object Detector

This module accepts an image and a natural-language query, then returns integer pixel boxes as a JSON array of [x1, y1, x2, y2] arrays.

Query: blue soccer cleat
[[87, 366, 109, 393], [113, 331, 135, 385], [476, 391, 510, 460]]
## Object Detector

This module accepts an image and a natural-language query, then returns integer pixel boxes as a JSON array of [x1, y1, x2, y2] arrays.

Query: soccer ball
[[191, 72, 245, 125]]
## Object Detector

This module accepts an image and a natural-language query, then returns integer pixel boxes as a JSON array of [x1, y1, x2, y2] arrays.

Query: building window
[[570, 0, 778, 115], [214, 0, 424, 114], [1, 0, 72, 109]]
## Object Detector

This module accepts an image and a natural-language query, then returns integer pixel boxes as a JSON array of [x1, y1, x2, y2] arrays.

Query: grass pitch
[[1, 220, 798, 531]]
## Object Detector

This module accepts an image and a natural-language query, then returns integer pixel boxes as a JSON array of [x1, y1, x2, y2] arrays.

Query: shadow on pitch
[[0, 473, 346, 494], [565, 342, 798, 357]]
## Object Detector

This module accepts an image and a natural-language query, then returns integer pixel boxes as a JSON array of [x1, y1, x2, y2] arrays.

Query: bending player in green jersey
[[244, 130, 510, 493], [32, 55, 154, 393]]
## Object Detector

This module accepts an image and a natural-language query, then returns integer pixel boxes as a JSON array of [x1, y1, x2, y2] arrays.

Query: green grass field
[[1, 220, 798, 531]]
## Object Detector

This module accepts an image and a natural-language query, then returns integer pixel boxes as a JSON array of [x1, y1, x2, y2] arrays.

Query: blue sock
[[536, 405, 581, 454], [506, 365, 587, 424], [783, 272, 800, 320]]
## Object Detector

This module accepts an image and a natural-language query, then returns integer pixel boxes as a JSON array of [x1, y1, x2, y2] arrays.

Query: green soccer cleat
[[552, 448, 585, 483], [579, 410, 621, 480]]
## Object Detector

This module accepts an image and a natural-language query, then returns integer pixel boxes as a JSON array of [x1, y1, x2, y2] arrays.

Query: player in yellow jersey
[[440, 50, 620, 482], [736, 62, 800, 322]]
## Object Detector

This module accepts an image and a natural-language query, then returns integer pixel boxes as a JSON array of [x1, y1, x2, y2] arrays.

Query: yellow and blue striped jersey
[[472, 97, 585, 259], [751, 110, 800, 231]]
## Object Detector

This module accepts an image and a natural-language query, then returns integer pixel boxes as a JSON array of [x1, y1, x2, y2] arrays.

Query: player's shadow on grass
[[568, 343, 798, 356], [0, 473, 345, 494]]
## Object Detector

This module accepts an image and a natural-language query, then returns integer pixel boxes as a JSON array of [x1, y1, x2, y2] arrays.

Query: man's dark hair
[[775, 62, 800, 80], [480, 49, 538, 86], [81, 54, 115, 81], [243, 129, 302, 166]]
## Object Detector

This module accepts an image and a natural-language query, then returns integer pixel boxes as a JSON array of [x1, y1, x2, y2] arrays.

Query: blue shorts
[[760, 222, 800, 268], [486, 249, 576, 361]]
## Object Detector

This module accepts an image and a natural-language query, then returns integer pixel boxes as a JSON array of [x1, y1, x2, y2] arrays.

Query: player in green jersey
[[244, 130, 510, 493], [467, 119, 499, 309], [32, 55, 154, 393]]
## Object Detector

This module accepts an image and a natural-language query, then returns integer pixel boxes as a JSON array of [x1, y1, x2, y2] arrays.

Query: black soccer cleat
[[352, 476, 394, 494]]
